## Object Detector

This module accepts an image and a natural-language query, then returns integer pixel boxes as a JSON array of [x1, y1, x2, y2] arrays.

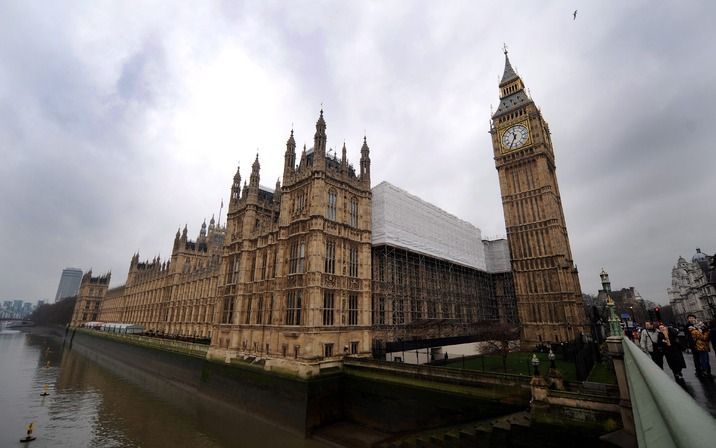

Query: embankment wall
[[68, 329, 529, 436]]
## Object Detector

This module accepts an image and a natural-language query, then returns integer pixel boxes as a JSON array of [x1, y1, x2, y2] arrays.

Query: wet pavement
[[662, 350, 716, 417]]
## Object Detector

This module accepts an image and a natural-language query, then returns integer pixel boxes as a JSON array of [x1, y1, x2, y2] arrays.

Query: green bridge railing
[[622, 336, 716, 447]]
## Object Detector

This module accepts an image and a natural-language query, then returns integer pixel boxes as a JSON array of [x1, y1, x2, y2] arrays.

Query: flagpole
[[218, 198, 223, 228]]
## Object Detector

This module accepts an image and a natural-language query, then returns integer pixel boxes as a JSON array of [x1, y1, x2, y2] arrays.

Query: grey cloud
[[1, 1, 715, 305]]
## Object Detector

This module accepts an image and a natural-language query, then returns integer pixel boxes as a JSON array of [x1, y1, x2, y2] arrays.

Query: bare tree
[[477, 322, 520, 372]]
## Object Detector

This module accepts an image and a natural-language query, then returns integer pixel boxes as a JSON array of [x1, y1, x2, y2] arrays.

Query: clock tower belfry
[[490, 49, 589, 345]]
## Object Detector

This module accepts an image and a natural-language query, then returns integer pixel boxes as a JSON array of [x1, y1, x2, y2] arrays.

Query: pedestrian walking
[[657, 324, 686, 381], [640, 321, 663, 368], [687, 318, 712, 379], [684, 314, 701, 375], [709, 319, 716, 358]]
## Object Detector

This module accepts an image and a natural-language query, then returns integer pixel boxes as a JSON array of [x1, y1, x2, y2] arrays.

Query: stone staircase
[[376, 411, 533, 447]]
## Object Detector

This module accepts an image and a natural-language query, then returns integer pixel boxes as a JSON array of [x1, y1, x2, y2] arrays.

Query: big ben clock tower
[[490, 49, 589, 345]]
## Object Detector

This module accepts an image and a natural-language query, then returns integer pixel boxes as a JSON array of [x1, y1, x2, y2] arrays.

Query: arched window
[[289, 239, 306, 274], [325, 240, 336, 274], [349, 197, 358, 227], [327, 189, 337, 220]]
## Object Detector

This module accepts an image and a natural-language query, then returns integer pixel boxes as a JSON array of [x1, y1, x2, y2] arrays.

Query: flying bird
[[573, 10, 578, 20]]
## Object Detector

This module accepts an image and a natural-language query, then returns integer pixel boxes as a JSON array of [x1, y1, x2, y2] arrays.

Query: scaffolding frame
[[370, 244, 517, 354]]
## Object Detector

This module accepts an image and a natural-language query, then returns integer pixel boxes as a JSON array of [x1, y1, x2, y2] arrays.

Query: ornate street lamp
[[607, 296, 622, 337], [629, 306, 635, 324], [531, 354, 540, 377]]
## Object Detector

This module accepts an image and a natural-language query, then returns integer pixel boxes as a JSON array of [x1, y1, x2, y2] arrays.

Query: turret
[[173, 228, 180, 251], [274, 178, 282, 204], [341, 141, 347, 171], [360, 135, 371, 184], [250, 154, 260, 188], [244, 154, 260, 205], [230, 164, 241, 209], [299, 144, 307, 170], [181, 224, 188, 243], [129, 253, 139, 270], [600, 268, 611, 293], [313, 109, 326, 169], [283, 129, 296, 182], [199, 219, 207, 240]]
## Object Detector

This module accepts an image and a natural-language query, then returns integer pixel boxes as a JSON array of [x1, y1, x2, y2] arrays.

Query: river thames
[[0, 328, 324, 447]]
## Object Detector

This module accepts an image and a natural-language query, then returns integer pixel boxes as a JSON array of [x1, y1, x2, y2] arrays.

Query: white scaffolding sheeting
[[483, 238, 512, 273], [372, 181, 487, 271]]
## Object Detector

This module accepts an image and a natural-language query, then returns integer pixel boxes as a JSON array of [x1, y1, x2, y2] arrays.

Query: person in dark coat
[[657, 324, 686, 381], [684, 315, 701, 375]]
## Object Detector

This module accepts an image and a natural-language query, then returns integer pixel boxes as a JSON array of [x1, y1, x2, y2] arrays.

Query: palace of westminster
[[71, 52, 589, 366]]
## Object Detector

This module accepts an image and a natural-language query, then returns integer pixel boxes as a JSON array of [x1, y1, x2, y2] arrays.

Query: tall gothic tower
[[214, 109, 373, 365], [490, 50, 589, 344]]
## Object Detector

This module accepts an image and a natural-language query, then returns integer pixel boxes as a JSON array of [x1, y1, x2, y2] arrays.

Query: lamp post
[[629, 306, 635, 326], [531, 354, 540, 377], [607, 296, 622, 338]]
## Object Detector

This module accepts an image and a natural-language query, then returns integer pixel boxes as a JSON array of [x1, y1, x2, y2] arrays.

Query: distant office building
[[55, 268, 83, 302]]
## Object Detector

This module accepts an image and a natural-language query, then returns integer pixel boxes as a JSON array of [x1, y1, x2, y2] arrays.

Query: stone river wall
[[67, 329, 530, 437]]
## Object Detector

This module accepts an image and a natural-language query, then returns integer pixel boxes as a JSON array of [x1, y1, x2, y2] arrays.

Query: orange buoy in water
[[20, 422, 36, 443]]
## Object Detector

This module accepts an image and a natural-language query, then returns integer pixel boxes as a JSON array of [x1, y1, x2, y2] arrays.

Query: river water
[[0, 329, 324, 447]]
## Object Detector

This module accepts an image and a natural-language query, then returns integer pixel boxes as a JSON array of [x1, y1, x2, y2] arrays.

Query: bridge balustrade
[[621, 336, 716, 447]]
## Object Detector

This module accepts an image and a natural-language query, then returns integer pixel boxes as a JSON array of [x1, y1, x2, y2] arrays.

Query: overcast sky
[[1, 1, 714, 304]]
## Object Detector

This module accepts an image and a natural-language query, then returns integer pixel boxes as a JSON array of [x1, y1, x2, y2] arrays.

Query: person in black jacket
[[640, 321, 663, 368], [657, 324, 686, 381]]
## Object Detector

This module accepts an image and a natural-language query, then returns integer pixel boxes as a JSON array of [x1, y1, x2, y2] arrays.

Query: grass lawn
[[586, 361, 617, 384], [444, 352, 578, 382]]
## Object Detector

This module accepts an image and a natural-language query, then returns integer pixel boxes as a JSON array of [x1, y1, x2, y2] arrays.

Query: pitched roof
[[500, 54, 519, 85]]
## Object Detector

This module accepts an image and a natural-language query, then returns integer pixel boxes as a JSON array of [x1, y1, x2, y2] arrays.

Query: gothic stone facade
[[73, 220, 225, 341], [490, 52, 589, 345], [669, 249, 716, 322], [210, 110, 373, 363], [70, 271, 111, 326]]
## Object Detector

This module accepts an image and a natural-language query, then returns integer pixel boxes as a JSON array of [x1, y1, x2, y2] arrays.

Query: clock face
[[501, 124, 529, 151]]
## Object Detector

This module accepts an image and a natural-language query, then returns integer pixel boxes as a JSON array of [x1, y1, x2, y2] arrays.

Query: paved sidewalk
[[662, 350, 716, 417]]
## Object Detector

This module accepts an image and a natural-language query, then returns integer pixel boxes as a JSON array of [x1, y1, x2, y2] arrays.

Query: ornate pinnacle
[[606, 296, 622, 337]]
